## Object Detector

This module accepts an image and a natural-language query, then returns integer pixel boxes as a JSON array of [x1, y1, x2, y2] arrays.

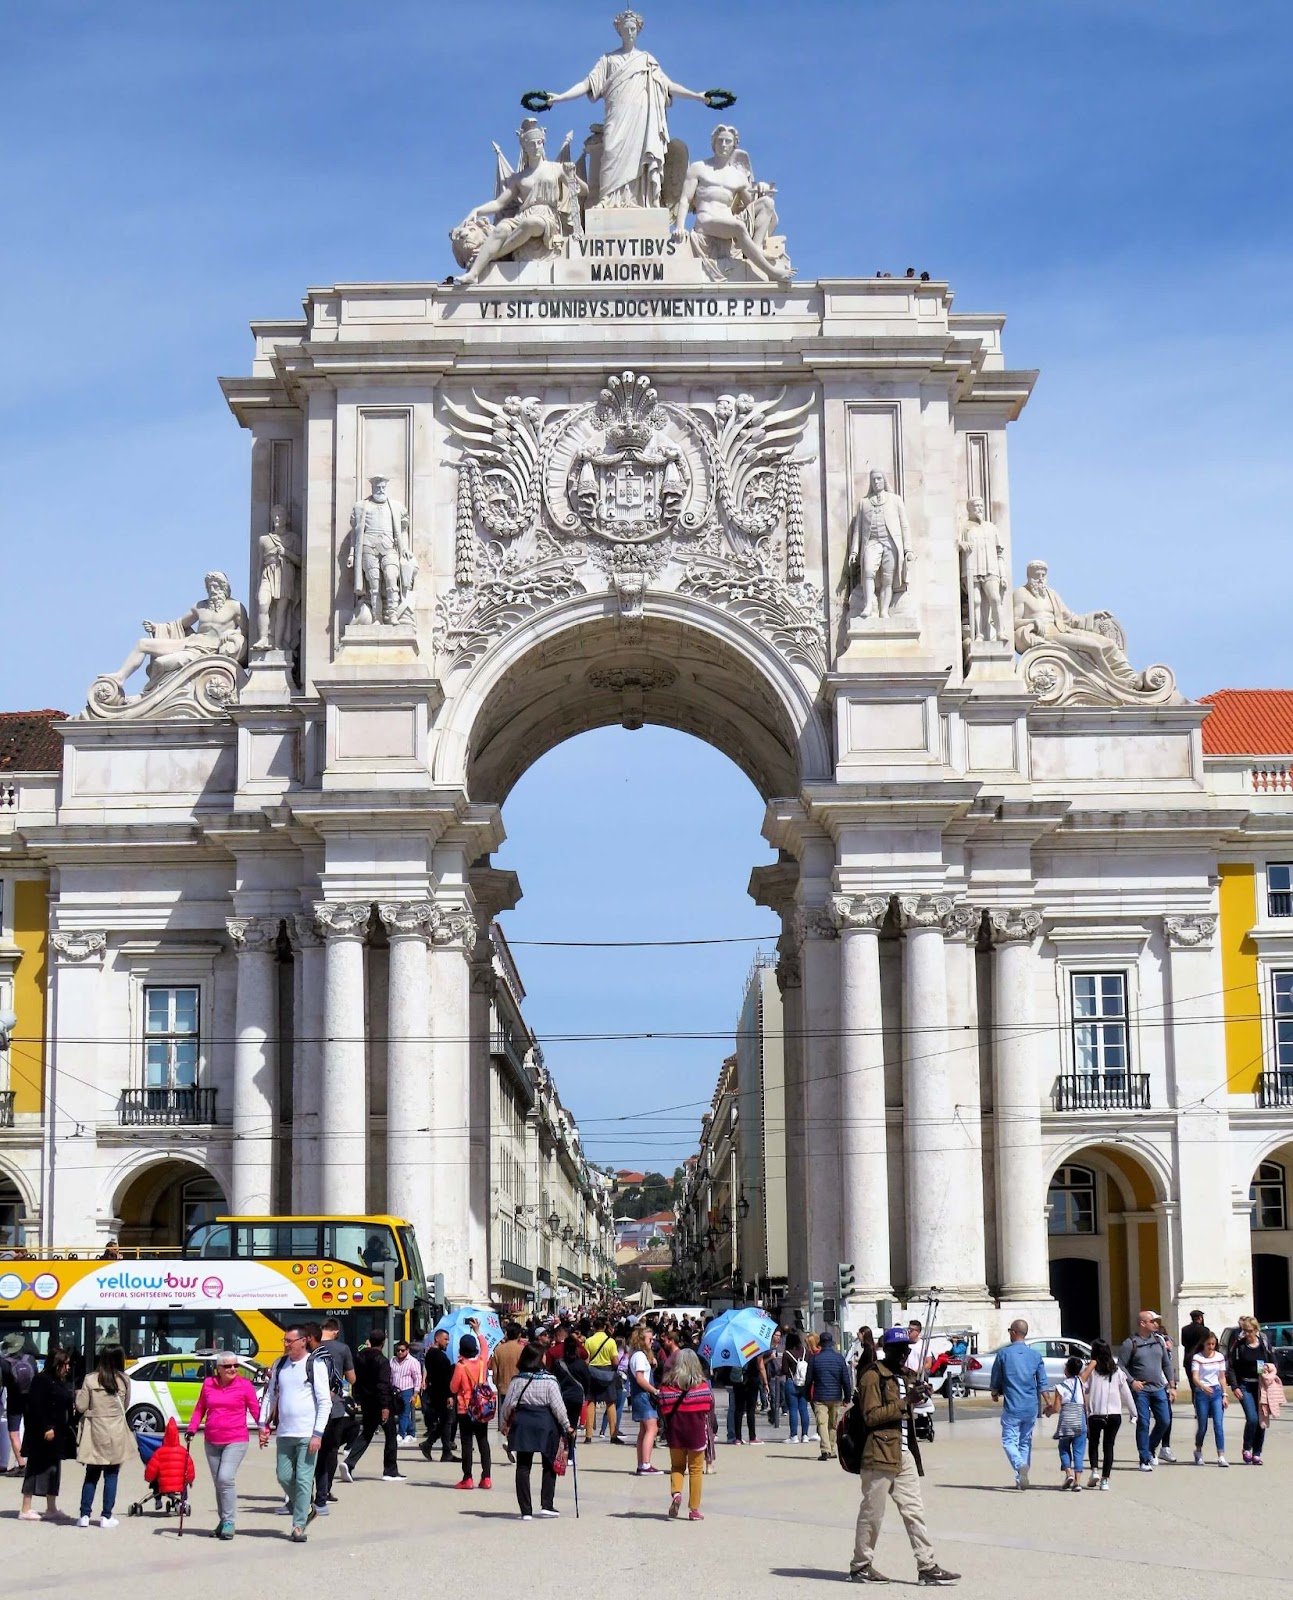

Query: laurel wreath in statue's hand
[[521, 90, 554, 113], [703, 88, 737, 110]]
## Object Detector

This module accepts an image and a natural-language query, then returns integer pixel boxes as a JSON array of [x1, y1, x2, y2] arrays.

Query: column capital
[[290, 913, 324, 950], [944, 904, 983, 945], [377, 899, 438, 942], [775, 950, 802, 992], [830, 892, 890, 932], [50, 928, 106, 966], [226, 916, 280, 953], [794, 902, 838, 943], [312, 900, 372, 941], [987, 907, 1044, 945], [894, 893, 954, 932], [1163, 913, 1217, 951], [427, 901, 477, 950]]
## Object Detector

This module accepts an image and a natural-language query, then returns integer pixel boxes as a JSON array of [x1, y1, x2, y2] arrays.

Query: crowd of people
[[987, 1310, 1284, 1493], [0, 1303, 1284, 1583]]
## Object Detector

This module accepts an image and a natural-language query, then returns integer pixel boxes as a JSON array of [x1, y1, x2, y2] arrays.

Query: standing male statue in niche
[[254, 503, 302, 651], [957, 496, 1007, 643], [527, 11, 719, 208], [348, 475, 412, 626], [848, 469, 914, 619]]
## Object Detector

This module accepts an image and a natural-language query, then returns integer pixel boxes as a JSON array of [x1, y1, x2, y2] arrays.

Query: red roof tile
[[1200, 691, 1293, 757], [0, 710, 67, 773]]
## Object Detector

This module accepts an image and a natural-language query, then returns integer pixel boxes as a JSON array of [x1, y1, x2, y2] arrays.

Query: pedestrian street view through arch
[[2, 5, 1292, 1590]]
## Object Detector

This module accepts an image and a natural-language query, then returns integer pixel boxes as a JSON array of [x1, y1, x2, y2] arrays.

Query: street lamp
[[737, 1190, 751, 1221], [547, 1211, 561, 1235], [0, 1008, 17, 1051]]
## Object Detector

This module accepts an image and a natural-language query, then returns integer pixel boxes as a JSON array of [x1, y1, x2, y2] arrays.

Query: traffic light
[[837, 1261, 855, 1303], [808, 1279, 824, 1325]]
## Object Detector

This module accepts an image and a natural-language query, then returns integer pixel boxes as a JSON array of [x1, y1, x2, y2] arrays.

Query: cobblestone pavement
[[8, 1403, 1293, 1597]]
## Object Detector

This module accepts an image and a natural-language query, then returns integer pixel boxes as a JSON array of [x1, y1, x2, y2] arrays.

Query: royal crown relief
[[434, 371, 824, 674]]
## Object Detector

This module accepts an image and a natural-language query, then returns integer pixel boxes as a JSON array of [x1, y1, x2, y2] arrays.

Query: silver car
[[964, 1336, 1093, 1393]]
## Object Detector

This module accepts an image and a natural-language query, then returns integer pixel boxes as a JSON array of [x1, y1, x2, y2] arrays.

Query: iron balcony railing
[[0, 1091, 14, 1128], [1052, 1073, 1151, 1112], [119, 1087, 217, 1126], [490, 1030, 528, 1075], [1258, 1072, 1293, 1108]]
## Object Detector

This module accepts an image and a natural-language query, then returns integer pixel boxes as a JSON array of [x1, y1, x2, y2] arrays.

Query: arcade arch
[[1249, 1140, 1293, 1323], [1046, 1142, 1168, 1342], [113, 1157, 227, 1249]]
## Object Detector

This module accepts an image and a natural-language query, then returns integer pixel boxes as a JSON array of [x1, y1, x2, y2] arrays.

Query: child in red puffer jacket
[[144, 1417, 196, 1498]]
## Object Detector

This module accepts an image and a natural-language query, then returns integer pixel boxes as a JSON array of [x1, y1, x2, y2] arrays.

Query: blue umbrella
[[434, 1306, 504, 1358], [699, 1307, 778, 1369]]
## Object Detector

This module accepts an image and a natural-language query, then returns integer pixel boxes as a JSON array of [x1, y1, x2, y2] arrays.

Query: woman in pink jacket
[[186, 1351, 262, 1539]]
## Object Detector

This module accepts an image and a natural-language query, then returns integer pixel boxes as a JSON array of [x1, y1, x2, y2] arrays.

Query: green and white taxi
[[123, 1351, 268, 1435]]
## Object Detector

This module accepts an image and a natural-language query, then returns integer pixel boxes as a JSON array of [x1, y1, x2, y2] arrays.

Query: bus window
[[95, 1317, 122, 1353], [235, 1225, 279, 1259], [285, 1224, 321, 1258], [327, 1223, 395, 1273], [120, 1310, 251, 1358], [184, 1223, 231, 1258]]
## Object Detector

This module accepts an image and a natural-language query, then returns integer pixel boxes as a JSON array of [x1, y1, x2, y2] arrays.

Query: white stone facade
[[2, 59, 1292, 1341]]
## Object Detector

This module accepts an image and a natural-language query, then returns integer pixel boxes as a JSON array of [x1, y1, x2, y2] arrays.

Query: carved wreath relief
[[435, 370, 823, 673]]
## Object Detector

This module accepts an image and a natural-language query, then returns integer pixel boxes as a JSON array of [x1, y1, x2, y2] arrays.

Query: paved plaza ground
[[9, 1400, 1293, 1597]]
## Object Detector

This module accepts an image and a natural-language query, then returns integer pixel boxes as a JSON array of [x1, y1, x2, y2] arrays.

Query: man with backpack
[[843, 1326, 959, 1586], [1, 1333, 35, 1475], [343, 1328, 404, 1482], [257, 1326, 332, 1543], [305, 1319, 356, 1513]]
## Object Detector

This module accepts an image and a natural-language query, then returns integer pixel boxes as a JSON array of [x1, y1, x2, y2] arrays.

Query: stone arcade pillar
[[1163, 914, 1233, 1325], [775, 933, 808, 1313], [988, 908, 1051, 1301], [427, 899, 480, 1301], [227, 916, 280, 1214], [896, 895, 960, 1297], [832, 893, 893, 1305], [378, 901, 435, 1252], [291, 914, 325, 1214], [315, 901, 370, 1215], [799, 901, 842, 1288]]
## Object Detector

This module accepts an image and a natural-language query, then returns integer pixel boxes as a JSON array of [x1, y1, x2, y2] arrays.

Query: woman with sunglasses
[[187, 1351, 262, 1539]]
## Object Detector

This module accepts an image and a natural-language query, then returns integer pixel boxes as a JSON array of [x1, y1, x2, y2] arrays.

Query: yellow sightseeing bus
[[0, 1214, 431, 1365]]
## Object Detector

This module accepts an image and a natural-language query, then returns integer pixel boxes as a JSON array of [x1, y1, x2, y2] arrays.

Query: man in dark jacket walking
[[807, 1331, 854, 1460], [420, 1328, 457, 1463], [848, 1327, 958, 1584], [343, 1329, 403, 1481]]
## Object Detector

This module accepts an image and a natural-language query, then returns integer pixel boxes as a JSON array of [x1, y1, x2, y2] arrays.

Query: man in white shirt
[[259, 1327, 332, 1542]]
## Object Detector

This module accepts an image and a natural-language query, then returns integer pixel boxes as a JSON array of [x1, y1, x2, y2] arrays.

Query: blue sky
[[4, 2, 1290, 1169]]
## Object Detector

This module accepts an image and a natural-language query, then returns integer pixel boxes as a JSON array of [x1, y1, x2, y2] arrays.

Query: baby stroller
[[127, 1430, 192, 1519]]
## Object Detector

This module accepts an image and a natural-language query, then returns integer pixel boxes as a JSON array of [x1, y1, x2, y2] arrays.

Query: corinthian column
[[895, 895, 958, 1297], [227, 917, 280, 1214], [832, 893, 893, 1304], [378, 901, 435, 1248], [988, 907, 1049, 1298], [290, 914, 325, 1213], [428, 900, 478, 1300], [314, 901, 371, 1214]]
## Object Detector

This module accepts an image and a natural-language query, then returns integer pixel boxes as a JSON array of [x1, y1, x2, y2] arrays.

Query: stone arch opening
[[114, 1157, 227, 1249], [437, 598, 832, 806], [0, 1167, 28, 1252], [1249, 1141, 1293, 1324], [1046, 1142, 1166, 1343]]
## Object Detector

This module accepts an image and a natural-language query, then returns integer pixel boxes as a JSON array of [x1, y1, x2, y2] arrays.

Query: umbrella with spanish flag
[[698, 1306, 779, 1369]]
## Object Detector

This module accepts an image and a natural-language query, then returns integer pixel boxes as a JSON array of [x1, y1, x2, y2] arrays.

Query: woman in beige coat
[[75, 1348, 132, 1527]]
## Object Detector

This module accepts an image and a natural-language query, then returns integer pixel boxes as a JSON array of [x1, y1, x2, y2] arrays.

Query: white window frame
[[1266, 862, 1293, 920], [1251, 1160, 1287, 1232], [143, 984, 202, 1092], [1047, 1163, 1098, 1236], [1274, 971, 1293, 1078], [122, 949, 220, 1116], [1070, 971, 1132, 1087]]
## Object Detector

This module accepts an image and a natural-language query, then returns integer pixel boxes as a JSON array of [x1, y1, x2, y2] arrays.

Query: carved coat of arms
[[436, 369, 824, 674]]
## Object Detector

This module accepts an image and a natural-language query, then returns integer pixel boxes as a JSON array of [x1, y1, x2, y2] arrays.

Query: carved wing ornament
[[438, 369, 824, 674]]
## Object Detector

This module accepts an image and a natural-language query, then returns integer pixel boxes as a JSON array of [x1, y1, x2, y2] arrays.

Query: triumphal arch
[[41, 14, 1243, 1339]]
